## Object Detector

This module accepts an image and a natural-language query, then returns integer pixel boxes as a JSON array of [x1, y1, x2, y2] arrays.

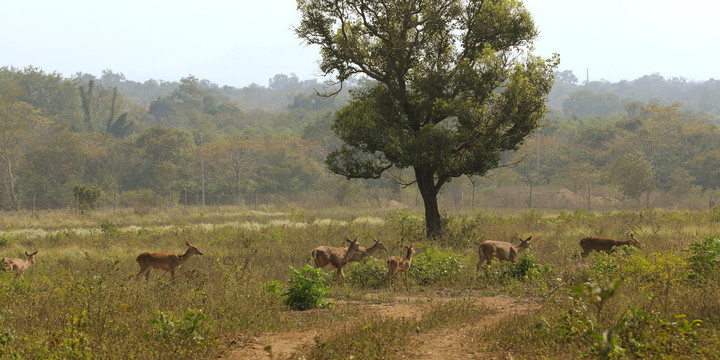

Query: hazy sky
[[2, 0, 718, 87]]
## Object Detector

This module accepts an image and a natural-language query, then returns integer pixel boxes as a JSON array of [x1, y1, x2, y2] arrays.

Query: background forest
[[2, 66, 720, 213]]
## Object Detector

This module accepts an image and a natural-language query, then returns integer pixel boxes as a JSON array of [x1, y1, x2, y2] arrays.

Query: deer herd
[[1, 232, 641, 290]]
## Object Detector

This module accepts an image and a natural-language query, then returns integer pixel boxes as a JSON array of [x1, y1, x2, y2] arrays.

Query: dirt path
[[224, 291, 536, 360], [403, 295, 538, 360]]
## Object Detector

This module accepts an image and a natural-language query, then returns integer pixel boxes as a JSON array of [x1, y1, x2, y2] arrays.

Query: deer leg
[[170, 269, 176, 282], [403, 271, 409, 291], [144, 269, 151, 281], [136, 266, 147, 278]]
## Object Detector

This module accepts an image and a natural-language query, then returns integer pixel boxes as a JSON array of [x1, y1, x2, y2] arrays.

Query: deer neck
[[365, 242, 383, 256], [618, 239, 633, 246], [178, 249, 196, 264], [405, 249, 414, 263]]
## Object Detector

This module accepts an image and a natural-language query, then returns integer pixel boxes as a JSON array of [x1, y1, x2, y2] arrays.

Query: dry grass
[[1, 207, 720, 358]]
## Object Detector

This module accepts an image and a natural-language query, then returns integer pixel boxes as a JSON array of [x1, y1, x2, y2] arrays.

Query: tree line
[[1, 65, 719, 212]]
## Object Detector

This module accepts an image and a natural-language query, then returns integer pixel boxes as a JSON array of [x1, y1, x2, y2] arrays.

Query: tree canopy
[[296, 0, 558, 237]]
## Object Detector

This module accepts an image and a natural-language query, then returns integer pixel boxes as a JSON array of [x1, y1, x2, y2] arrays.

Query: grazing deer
[[346, 237, 389, 262], [2, 250, 38, 274], [580, 234, 640, 258], [387, 244, 415, 291], [135, 241, 204, 282], [476, 236, 533, 271], [311, 237, 362, 284]]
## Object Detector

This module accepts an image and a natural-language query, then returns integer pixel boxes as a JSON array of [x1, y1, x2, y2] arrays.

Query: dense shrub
[[502, 251, 548, 281], [283, 265, 332, 311], [685, 236, 720, 282], [347, 258, 387, 289], [409, 246, 464, 285]]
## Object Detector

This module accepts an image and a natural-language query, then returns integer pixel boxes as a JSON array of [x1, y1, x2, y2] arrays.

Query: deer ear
[[345, 237, 352, 243], [186, 241, 191, 247], [32, 251, 38, 255], [525, 236, 533, 242]]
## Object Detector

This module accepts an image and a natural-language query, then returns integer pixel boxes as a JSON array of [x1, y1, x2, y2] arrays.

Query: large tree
[[296, 0, 558, 237]]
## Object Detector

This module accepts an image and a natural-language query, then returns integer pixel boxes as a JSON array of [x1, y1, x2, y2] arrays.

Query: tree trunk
[[415, 168, 442, 238]]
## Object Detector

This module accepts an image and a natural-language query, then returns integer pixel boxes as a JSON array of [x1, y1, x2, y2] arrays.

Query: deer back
[[580, 237, 620, 253], [479, 236, 532, 262], [581, 234, 640, 253], [136, 252, 182, 271], [312, 237, 361, 268]]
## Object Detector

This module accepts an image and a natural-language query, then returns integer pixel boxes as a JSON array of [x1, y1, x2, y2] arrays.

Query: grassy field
[[1, 206, 720, 359]]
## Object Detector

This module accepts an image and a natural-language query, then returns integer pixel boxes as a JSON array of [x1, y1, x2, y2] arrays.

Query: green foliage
[[684, 236, 720, 282], [605, 152, 655, 200], [283, 265, 332, 311], [594, 308, 702, 359], [585, 252, 621, 282], [387, 211, 425, 241], [347, 257, 387, 289], [408, 246, 464, 286], [708, 207, 720, 222], [299, 0, 557, 237], [0, 330, 14, 357], [73, 184, 103, 213], [120, 189, 155, 215], [501, 251, 548, 281], [151, 309, 208, 353], [100, 220, 118, 235], [59, 311, 92, 359]]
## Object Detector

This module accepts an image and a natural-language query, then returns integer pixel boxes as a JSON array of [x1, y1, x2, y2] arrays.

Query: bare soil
[[223, 290, 537, 360]]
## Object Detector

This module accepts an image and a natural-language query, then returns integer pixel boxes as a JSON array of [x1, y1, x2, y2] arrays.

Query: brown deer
[[2, 250, 38, 274], [476, 236, 533, 271], [135, 241, 204, 282], [311, 237, 362, 284], [580, 234, 640, 258], [346, 237, 389, 262], [387, 244, 415, 291]]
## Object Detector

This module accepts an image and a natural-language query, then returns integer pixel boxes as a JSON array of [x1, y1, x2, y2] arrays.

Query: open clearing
[[226, 291, 538, 359]]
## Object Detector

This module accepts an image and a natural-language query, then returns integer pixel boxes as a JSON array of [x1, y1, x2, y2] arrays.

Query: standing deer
[[387, 244, 415, 291], [476, 236, 533, 271], [346, 237, 389, 262], [2, 250, 38, 274], [580, 234, 640, 258], [135, 241, 204, 282], [311, 237, 362, 284]]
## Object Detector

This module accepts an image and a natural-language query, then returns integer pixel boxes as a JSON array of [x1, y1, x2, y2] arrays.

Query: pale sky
[[1, 0, 718, 87]]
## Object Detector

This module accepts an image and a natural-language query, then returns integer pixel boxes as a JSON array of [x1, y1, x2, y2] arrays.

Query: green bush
[[501, 251, 548, 281], [594, 308, 701, 359], [387, 210, 425, 241], [684, 236, 720, 282], [708, 207, 720, 223], [100, 220, 118, 235], [347, 258, 387, 289], [409, 246, 464, 285], [151, 309, 208, 355], [284, 265, 332, 311]]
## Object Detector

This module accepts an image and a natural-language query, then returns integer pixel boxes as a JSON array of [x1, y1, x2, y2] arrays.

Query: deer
[[346, 237, 389, 263], [476, 236, 533, 271], [1, 250, 38, 274], [579, 234, 640, 258], [135, 241, 204, 282], [311, 237, 362, 284], [387, 244, 415, 291]]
